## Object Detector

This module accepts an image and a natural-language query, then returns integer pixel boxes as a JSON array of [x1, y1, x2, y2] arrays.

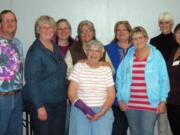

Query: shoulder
[[150, 34, 161, 44], [74, 62, 84, 69], [149, 44, 164, 60], [105, 42, 117, 49], [26, 40, 42, 57], [13, 37, 23, 48]]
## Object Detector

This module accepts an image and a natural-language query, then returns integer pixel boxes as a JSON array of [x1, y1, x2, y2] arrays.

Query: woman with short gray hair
[[68, 39, 115, 135]]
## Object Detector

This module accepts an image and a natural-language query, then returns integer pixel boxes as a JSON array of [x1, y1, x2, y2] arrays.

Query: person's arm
[[68, 80, 79, 103], [68, 80, 95, 116], [68, 63, 95, 117], [156, 51, 170, 113], [116, 59, 129, 111], [25, 49, 47, 120], [90, 67, 115, 120]]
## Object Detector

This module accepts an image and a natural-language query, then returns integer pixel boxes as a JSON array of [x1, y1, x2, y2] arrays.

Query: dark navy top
[[23, 39, 67, 108]]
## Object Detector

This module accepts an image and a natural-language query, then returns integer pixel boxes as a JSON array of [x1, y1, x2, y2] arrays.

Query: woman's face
[[38, 22, 55, 41], [79, 24, 94, 43], [132, 32, 148, 50], [57, 21, 71, 41], [175, 29, 180, 45], [116, 24, 130, 42], [87, 46, 102, 63], [159, 20, 172, 34]]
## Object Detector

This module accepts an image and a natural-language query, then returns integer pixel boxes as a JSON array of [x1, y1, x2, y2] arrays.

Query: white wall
[[1, 0, 180, 55]]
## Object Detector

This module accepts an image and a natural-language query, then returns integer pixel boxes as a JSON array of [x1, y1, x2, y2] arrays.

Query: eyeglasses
[[40, 26, 54, 30], [132, 36, 145, 41], [57, 28, 69, 31], [1, 19, 16, 24], [116, 29, 128, 32], [80, 29, 93, 35]]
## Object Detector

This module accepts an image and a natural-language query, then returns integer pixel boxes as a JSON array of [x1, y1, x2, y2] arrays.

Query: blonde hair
[[34, 15, 56, 38], [131, 26, 148, 39]]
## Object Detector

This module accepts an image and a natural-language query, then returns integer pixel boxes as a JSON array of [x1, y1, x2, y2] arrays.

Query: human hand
[[87, 111, 104, 121], [74, 99, 95, 116], [37, 107, 47, 121], [118, 101, 128, 111], [157, 102, 166, 114]]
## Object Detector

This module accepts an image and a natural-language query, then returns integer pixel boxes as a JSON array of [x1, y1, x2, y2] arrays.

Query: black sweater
[[150, 32, 178, 62], [167, 45, 180, 105]]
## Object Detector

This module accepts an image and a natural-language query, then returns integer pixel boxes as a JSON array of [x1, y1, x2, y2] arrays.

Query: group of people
[[0, 9, 180, 135]]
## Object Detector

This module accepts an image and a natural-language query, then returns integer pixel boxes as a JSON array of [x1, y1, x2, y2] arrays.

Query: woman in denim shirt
[[116, 26, 170, 135], [23, 16, 67, 135]]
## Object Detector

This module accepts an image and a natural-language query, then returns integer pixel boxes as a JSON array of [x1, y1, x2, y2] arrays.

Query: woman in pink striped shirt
[[116, 26, 170, 135], [68, 40, 115, 135]]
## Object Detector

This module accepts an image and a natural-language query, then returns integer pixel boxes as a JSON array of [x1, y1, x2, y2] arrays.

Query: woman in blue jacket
[[23, 15, 67, 135], [116, 26, 170, 135]]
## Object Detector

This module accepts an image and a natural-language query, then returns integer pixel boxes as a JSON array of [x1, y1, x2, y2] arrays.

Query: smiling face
[[132, 32, 148, 50], [57, 21, 71, 41], [87, 46, 103, 64], [0, 12, 17, 38], [38, 22, 55, 41], [79, 24, 94, 43], [159, 20, 172, 34], [116, 24, 130, 43]]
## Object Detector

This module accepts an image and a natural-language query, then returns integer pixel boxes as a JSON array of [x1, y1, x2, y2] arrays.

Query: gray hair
[[87, 40, 105, 53], [158, 11, 174, 26]]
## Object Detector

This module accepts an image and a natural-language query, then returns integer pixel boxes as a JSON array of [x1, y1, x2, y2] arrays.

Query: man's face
[[159, 20, 172, 34], [0, 12, 17, 36]]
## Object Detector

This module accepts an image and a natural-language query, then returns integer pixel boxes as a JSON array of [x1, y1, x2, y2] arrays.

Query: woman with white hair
[[150, 11, 177, 135], [68, 40, 115, 135], [150, 11, 177, 62]]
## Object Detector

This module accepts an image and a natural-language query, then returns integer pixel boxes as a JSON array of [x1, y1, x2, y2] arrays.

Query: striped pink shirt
[[69, 62, 114, 107], [127, 55, 157, 112]]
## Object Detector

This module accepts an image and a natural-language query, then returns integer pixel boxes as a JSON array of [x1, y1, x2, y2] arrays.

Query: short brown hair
[[0, 10, 17, 23]]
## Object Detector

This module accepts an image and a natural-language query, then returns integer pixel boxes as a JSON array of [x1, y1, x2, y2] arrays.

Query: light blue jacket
[[116, 44, 170, 107]]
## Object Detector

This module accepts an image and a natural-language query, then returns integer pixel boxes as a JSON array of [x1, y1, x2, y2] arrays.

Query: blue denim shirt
[[116, 44, 170, 107], [23, 39, 67, 108], [0, 36, 23, 92]]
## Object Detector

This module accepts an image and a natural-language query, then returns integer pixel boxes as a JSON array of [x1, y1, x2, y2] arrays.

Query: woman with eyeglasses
[[116, 26, 170, 135], [65, 20, 113, 76], [68, 40, 115, 135], [23, 15, 67, 135]]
